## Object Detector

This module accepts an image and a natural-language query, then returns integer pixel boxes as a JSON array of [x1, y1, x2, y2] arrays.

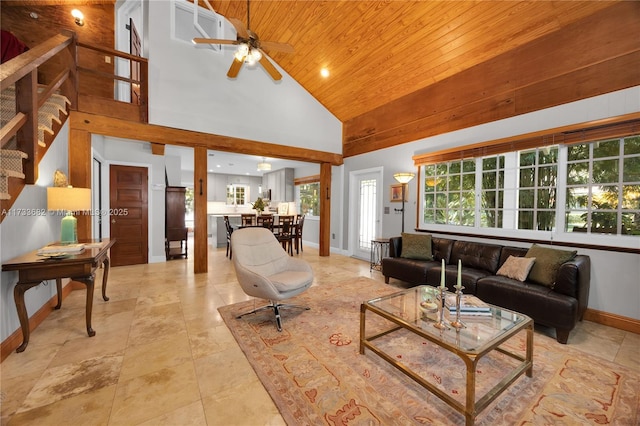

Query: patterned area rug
[[218, 277, 639, 425]]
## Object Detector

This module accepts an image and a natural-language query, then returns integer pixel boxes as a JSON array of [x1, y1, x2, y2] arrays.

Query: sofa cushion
[[496, 255, 536, 281], [382, 257, 436, 284], [451, 240, 502, 274], [400, 233, 433, 260], [432, 237, 455, 263], [477, 275, 579, 329], [525, 244, 577, 288]]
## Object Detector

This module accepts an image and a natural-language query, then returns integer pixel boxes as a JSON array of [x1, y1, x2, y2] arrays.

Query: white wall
[[339, 87, 640, 320], [146, 0, 342, 154], [0, 122, 71, 342]]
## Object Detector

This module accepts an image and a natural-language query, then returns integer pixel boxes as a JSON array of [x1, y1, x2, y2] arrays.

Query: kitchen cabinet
[[263, 168, 294, 202], [206, 174, 230, 202]]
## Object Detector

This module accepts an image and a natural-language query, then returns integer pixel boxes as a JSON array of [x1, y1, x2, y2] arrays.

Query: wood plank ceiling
[[206, 1, 617, 122], [3, 0, 624, 124]]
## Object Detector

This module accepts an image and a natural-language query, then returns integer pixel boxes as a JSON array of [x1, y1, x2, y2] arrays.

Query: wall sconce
[[393, 172, 415, 233], [71, 9, 85, 26]]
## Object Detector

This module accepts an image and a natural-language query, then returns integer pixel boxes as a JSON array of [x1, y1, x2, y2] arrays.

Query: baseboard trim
[[583, 308, 640, 335], [0, 282, 74, 362]]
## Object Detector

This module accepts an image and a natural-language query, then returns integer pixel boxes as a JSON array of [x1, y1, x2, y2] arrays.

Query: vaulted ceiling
[[206, 1, 617, 122], [2, 0, 626, 124]]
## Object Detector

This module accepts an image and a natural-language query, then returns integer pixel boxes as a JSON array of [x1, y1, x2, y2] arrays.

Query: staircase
[[0, 85, 70, 200]]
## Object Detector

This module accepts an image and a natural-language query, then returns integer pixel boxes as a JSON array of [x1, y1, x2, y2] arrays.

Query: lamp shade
[[47, 187, 91, 211], [393, 172, 415, 184]]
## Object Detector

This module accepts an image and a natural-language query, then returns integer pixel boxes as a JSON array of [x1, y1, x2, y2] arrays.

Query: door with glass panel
[[351, 169, 383, 260]]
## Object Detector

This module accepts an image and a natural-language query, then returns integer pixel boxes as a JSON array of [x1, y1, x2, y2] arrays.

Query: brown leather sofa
[[381, 236, 591, 344]]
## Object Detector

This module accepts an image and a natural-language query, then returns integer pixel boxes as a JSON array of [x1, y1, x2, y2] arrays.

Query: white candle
[[457, 259, 462, 287], [440, 259, 445, 288]]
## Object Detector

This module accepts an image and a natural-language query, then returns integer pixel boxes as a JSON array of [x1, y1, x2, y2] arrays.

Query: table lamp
[[47, 186, 91, 244], [393, 172, 415, 233]]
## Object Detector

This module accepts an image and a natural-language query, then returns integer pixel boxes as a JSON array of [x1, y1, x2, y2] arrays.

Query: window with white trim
[[480, 155, 505, 228], [423, 160, 475, 226], [226, 184, 248, 206], [420, 134, 640, 238], [516, 147, 558, 231], [565, 135, 640, 235], [298, 183, 320, 217]]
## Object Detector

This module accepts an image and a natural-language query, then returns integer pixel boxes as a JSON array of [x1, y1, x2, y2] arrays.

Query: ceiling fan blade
[[228, 18, 249, 39], [259, 41, 294, 54], [193, 38, 238, 45], [258, 54, 282, 81], [227, 57, 244, 78]]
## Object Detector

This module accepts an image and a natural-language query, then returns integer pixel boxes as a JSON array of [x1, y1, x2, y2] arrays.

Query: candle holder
[[450, 285, 466, 329], [433, 286, 450, 330]]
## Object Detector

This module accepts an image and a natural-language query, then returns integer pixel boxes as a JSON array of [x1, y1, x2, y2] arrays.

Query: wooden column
[[319, 162, 331, 256], [194, 146, 208, 273], [68, 121, 92, 240]]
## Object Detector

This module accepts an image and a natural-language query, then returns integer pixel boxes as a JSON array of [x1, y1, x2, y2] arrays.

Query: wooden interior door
[[129, 18, 141, 105], [109, 165, 148, 266]]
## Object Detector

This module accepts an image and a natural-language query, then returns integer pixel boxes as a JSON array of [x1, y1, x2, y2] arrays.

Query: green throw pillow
[[400, 233, 433, 260], [525, 244, 577, 288]]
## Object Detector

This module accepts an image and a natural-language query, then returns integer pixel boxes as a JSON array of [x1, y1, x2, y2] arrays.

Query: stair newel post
[[15, 70, 38, 184], [61, 30, 79, 111]]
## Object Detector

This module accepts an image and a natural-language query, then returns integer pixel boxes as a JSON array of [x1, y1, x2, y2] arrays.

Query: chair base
[[236, 301, 310, 331]]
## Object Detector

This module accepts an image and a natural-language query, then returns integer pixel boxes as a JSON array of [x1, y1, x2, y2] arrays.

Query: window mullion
[[556, 145, 568, 235]]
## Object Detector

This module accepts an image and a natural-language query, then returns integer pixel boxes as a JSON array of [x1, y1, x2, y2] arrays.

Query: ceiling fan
[[193, 0, 294, 81]]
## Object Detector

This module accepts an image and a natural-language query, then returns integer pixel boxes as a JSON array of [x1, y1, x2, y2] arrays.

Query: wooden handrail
[[77, 67, 141, 85], [38, 69, 70, 109], [77, 41, 149, 64], [0, 113, 27, 146], [76, 40, 148, 121], [0, 33, 74, 91]]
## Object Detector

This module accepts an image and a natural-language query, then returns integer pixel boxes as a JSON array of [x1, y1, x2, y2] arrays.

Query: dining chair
[[294, 214, 305, 254], [257, 214, 273, 230], [241, 213, 256, 226], [276, 216, 294, 255], [223, 215, 233, 259]]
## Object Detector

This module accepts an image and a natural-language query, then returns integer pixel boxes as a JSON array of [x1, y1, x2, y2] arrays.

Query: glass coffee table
[[360, 285, 533, 426]]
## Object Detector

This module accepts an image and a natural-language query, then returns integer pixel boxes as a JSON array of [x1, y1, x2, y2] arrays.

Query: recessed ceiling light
[[216, 164, 221, 168], [320, 68, 330, 78]]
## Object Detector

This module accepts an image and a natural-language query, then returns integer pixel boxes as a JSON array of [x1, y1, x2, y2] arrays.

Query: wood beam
[[194, 146, 208, 273], [319, 163, 331, 256], [343, 2, 640, 157], [70, 111, 343, 166], [150, 142, 165, 155], [68, 125, 92, 240]]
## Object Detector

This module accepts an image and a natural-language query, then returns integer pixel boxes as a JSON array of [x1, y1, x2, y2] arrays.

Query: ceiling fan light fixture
[[235, 43, 249, 61]]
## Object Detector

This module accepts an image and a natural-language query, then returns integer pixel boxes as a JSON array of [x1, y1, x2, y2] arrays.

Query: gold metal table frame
[[360, 285, 533, 426]]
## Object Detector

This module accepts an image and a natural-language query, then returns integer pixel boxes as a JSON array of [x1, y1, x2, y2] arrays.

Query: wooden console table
[[2, 238, 115, 353]]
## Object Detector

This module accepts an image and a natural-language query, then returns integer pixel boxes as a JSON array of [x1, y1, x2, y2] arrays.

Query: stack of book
[[445, 294, 491, 316], [37, 243, 85, 255]]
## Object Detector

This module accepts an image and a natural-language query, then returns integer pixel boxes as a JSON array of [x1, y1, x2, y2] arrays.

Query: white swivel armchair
[[231, 227, 313, 331]]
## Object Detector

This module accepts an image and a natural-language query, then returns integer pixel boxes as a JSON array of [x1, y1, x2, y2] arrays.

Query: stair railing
[[1, 31, 78, 185], [1, 30, 149, 219]]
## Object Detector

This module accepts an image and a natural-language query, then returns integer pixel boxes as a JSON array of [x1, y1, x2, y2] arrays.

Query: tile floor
[[1, 244, 638, 425]]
